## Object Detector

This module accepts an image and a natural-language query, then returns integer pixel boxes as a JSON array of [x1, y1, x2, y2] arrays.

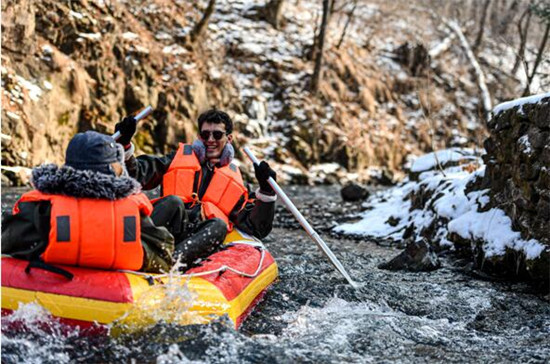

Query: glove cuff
[[124, 143, 135, 161], [255, 188, 277, 203]]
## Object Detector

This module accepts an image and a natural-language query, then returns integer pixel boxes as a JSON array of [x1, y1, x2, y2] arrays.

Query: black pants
[[151, 195, 227, 268]]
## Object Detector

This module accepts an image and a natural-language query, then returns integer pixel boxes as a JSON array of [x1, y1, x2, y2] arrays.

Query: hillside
[[1, 0, 546, 185]]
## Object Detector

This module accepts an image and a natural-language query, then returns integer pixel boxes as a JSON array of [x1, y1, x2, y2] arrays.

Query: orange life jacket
[[162, 143, 248, 231], [13, 190, 153, 270]]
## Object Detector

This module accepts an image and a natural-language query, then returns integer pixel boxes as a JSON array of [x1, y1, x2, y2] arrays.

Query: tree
[[523, 1, 550, 95], [497, 0, 519, 36], [190, 0, 216, 42], [310, 0, 330, 94], [336, 0, 358, 50], [473, 0, 492, 53], [511, 3, 533, 75]]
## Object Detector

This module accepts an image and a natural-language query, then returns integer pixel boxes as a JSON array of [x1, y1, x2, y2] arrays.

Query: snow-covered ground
[[334, 148, 546, 260]]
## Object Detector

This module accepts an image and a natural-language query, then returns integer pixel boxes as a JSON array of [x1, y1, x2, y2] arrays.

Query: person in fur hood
[[114, 109, 277, 256], [1, 131, 177, 273]]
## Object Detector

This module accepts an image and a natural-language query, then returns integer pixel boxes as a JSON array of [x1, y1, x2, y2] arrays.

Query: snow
[[410, 148, 476, 173], [517, 135, 533, 155], [492, 92, 550, 116], [69, 10, 84, 19], [334, 150, 546, 260], [15, 75, 43, 101], [309, 163, 342, 174], [155, 32, 173, 41], [162, 44, 187, 55], [43, 80, 53, 90], [41, 44, 53, 55], [6, 111, 21, 120], [77, 32, 102, 40], [122, 32, 139, 40], [447, 208, 545, 259]]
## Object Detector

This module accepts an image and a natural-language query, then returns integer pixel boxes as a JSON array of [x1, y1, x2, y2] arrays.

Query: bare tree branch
[[336, 0, 358, 50], [310, 0, 330, 93], [190, 0, 216, 43]]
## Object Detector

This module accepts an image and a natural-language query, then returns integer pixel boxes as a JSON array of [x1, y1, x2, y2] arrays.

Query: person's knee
[[156, 195, 184, 210], [208, 218, 228, 237]]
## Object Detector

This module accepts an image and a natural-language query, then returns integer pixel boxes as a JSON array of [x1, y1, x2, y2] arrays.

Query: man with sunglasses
[[114, 109, 277, 269]]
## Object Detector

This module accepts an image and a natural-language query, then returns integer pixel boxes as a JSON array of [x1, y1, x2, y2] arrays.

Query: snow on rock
[[409, 148, 477, 173], [77, 32, 102, 41], [162, 44, 187, 55], [122, 32, 139, 40], [334, 149, 546, 261], [492, 92, 550, 116], [447, 207, 545, 259], [517, 135, 533, 155], [15, 75, 43, 102]]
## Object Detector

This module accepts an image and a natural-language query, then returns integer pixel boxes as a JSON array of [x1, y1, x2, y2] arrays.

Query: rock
[[470, 95, 550, 284], [392, 42, 430, 76], [1, 166, 32, 186], [378, 239, 440, 272], [373, 168, 395, 186], [340, 183, 369, 202]]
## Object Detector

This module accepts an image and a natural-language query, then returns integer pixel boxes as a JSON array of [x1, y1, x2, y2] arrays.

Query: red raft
[[2, 229, 278, 331]]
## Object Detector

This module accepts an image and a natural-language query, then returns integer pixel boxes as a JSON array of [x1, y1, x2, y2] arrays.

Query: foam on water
[[2, 186, 549, 363]]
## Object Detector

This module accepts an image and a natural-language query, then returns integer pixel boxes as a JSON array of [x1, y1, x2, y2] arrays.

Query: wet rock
[[378, 239, 440, 272], [340, 183, 369, 202]]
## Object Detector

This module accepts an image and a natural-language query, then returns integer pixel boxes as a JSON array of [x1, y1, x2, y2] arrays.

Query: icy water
[[2, 185, 549, 363]]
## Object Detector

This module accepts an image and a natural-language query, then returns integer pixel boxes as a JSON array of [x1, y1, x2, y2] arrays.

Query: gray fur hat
[[65, 131, 122, 176]]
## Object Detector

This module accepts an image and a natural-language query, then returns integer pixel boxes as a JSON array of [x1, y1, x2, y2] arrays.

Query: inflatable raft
[[1, 229, 278, 331]]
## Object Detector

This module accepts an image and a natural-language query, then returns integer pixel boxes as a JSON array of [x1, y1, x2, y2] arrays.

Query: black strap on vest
[[25, 260, 74, 280], [228, 193, 247, 222], [192, 170, 201, 195]]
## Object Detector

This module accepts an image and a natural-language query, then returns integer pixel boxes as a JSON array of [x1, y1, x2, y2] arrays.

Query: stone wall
[[479, 95, 549, 283], [483, 97, 549, 246]]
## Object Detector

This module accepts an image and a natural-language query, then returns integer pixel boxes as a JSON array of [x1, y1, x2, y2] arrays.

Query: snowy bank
[[334, 148, 547, 267]]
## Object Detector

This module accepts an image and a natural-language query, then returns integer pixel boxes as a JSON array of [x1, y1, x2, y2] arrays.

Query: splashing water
[[2, 186, 549, 363]]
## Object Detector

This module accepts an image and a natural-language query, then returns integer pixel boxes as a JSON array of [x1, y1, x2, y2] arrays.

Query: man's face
[[199, 122, 233, 162]]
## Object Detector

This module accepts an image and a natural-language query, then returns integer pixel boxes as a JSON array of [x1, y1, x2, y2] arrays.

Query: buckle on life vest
[[189, 192, 199, 208]]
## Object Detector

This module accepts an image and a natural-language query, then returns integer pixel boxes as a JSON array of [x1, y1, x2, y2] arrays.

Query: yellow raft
[[1, 229, 278, 331]]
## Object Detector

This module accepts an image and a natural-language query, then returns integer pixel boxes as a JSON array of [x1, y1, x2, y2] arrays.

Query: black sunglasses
[[200, 130, 227, 141]]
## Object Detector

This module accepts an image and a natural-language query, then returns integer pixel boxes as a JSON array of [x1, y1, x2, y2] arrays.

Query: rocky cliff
[[472, 95, 549, 282]]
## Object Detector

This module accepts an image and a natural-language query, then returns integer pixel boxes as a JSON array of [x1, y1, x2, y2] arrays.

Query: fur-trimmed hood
[[31, 164, 142, 200]]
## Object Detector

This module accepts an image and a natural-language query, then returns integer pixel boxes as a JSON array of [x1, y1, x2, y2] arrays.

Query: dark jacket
[[125, 150, 275, 239], [1, 164, 175, 273]]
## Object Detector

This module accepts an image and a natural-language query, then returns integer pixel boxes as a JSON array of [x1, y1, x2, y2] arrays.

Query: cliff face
[[1, 0, 237, 181], [2, 0, 513, 185]]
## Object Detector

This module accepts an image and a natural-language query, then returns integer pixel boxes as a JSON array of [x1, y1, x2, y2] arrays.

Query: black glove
[[114, 115, 137, 146], [254, 161, 276, 194]]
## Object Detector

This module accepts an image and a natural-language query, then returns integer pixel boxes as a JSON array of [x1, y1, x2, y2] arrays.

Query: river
[[2, 185, 549, 363]]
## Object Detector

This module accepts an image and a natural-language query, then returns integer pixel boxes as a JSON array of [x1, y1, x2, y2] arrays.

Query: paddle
[[112, 106, 154, 141], [242, 147, 358, 288]]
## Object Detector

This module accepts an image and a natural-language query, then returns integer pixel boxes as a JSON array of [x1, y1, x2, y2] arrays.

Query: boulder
[[340, 183, 369, 202], [379, 239, 440, 272]]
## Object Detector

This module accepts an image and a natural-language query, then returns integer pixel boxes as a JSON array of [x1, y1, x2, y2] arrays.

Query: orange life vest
[[162, 143, 248, 230], [13, 190, 153, 270]]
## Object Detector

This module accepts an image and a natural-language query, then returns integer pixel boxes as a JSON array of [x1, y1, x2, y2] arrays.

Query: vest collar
[[31, 164, 142, 200]]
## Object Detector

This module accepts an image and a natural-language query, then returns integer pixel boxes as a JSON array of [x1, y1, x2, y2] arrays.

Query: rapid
[[2, 185, 549, 363]]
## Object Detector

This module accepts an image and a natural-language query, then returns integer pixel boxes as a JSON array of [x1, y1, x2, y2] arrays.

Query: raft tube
[[1, 229, 278, 331]]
